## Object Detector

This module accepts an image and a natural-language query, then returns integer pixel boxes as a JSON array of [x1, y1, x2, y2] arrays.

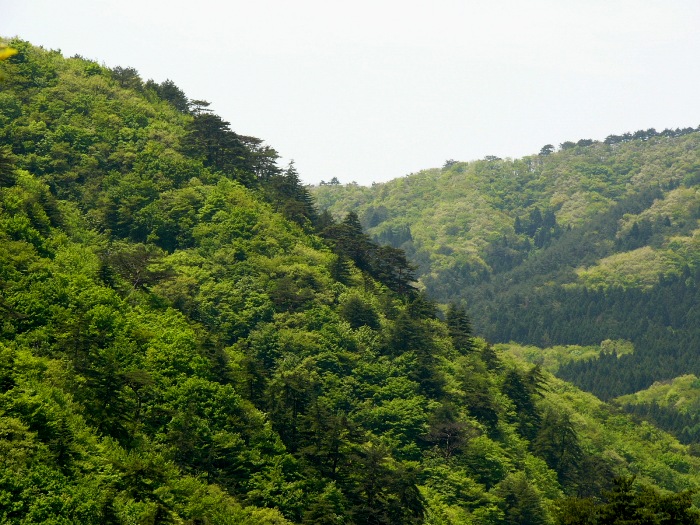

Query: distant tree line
[[545, 126, 700, 153]]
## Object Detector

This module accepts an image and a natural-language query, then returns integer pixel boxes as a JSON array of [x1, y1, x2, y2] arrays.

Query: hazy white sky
[[4, 1, 700, 185]]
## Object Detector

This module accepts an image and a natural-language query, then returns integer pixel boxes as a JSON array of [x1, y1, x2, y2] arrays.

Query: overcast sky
[[4, 1, 700, 185]]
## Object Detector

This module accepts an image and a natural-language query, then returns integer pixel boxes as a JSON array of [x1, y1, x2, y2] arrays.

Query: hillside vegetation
[[2, 38, 700, 524], [615, 375, 700, 446], [314, 127, 700, 402]]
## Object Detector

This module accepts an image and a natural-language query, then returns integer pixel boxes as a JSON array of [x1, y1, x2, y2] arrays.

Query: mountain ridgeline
[[2, 38, 700, 524], [314, 128, 700, 402]]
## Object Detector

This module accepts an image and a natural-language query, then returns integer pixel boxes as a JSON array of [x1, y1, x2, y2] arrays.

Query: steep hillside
[[2, 38, 700, 524], [314, 130, 700, 399], [615, 375, 700, 445]]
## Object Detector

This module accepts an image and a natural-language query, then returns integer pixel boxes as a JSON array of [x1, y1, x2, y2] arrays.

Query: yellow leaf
[[0, 47, 18, 61]]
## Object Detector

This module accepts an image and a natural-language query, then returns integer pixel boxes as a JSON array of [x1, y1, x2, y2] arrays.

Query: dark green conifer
[[446, 302, 474, 352]]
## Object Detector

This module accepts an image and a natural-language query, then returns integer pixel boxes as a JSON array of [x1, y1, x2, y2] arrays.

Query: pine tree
[[0, 146, 15, 186], [323, 212, 374, 271], [371, 245, 416, 295], [446, 302, 474, 352]]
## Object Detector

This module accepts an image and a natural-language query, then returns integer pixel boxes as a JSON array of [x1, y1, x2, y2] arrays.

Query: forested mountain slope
[[2, 38, 700, 524], [314, 130, 700, 400], [614, 375, 700, 446]]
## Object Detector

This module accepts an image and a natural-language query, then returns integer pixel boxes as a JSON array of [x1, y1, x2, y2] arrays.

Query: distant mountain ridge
[[313, 131, 700, 399]]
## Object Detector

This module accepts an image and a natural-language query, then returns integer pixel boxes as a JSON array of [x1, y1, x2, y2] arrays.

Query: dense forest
[[2, 38, 700, 524], [314, 126, 700, 404]]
